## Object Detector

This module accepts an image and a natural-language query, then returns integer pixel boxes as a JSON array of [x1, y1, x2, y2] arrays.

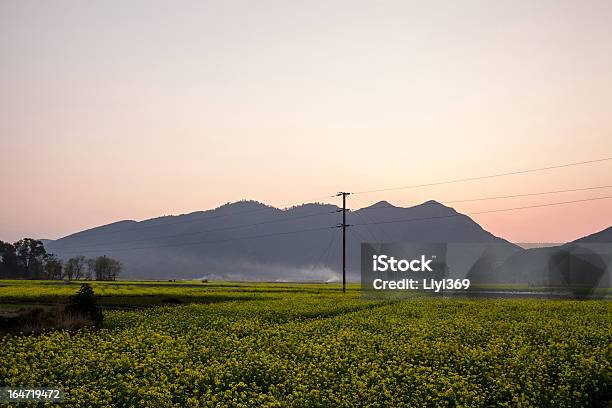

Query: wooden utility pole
[[337, 192, 350, 293]]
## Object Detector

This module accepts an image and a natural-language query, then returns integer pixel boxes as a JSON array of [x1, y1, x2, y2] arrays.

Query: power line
[[352, 195, 612, 227], [348, 224, 369, 243], [356, 211, 392, 241], [60, 225, 335, 255], [50, 196, 612, 262], [352, 211, 381, 242], [53, 190, 611, 254], [314, 227, 339, 266], [59, 194, 337, 241], [326, 228, 341, 272], [45, 155, 612, 267], [52, 156, 611, 245], [54, 210, 336, 251], [445, 184, 612, 204], [51, 184, 612, 254], [469, 195, 612, 216], [351, 157, 612, 195], [326, 211, 342, 267], [357, 184, 612, 211]]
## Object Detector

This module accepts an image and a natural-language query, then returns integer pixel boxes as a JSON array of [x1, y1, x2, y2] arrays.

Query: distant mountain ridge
[[572, 226, 612, 243], [46, 199, 521, 281], [486, 226, 612, 288]]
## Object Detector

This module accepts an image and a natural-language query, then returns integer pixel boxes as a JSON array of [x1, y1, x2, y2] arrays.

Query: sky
[[1, 0, 611, 244]]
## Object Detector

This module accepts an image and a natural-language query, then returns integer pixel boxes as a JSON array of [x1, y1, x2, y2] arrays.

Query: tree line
[[0, 238, 122, 281]]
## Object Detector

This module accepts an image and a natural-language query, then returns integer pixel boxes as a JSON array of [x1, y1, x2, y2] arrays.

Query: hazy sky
[[1, 0, 611, 243]]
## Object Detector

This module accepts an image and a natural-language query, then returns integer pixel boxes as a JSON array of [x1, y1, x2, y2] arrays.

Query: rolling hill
[[45, 200, 520, 281], [489, 226, 612, 289]]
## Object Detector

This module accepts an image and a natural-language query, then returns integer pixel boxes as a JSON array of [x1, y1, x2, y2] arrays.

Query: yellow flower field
[[0, 281, 610, 407]]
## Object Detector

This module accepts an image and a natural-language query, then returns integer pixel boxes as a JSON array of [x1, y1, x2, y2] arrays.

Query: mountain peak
[[215, 200, 274, 212], [422, 199, 444, 206], [365, 200, 395, 209], [417, 200, 456, 211]]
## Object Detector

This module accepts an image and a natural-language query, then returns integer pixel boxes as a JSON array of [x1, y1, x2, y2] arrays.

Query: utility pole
[[337, 192, 350, 293]]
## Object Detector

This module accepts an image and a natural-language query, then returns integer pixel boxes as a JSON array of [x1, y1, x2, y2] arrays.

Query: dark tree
[[65, 283, 103, 326], [0, 241, 19, 278], [44, 254, 63, 280], [64, 256, 86, 280], [94, 256, 122, 281], [13, 238, 47, 279], [85, 258, 96, 280]]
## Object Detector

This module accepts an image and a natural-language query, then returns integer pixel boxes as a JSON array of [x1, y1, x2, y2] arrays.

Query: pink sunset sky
[[1, 0, 611, 244]]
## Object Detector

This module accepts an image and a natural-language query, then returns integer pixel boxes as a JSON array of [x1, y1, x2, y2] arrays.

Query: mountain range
[[44, 200, 611, 285]]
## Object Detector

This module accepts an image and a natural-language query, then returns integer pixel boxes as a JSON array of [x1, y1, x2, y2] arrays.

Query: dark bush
[[65, 283, 103, 326]]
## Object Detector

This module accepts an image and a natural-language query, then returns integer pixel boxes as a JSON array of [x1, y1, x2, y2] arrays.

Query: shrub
[[65, 283, 103, 327]]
